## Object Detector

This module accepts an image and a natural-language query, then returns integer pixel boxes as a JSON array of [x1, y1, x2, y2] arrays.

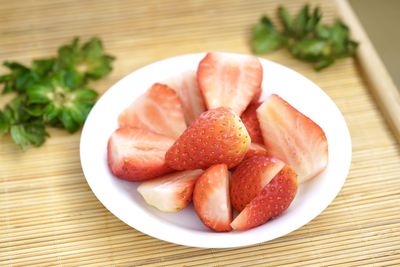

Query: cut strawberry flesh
[[193, 164, 232, 232], [240, 102, 264, 144], [165, 70, 206, 125], [107, 127, 174, 181], [118, 83, 186, 139], [243, 143, 268, 161], [257, 94, 328, 183], [197, 52, 262, 115], [137, 169, 203, 212]]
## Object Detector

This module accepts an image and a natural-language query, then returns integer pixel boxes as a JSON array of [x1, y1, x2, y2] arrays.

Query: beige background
[[350, 0, 400, 89]]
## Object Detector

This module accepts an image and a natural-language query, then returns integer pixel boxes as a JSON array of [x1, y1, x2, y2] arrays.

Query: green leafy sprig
[[0, 37, 114, 150], [251, 4, 358, 70]]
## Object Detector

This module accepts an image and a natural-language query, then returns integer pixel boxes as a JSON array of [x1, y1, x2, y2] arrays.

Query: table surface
[[1, 0, 400, 266]]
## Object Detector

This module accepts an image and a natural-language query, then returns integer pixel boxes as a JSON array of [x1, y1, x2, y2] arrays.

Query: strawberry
[[240, 102, 264, 144], [137, 169, 203, 212], [165, 107, 251, 170], [257, 94, 329, 183], [230, 156, 285, 212], [197, 52, 263, 116], [251, 88, 262, 104], [165, 70, 206, 125], [231, 165, 298, 231], [193, 164, 232, 232], [118, 83, 186, 139], [243, 143, 268, 161], [107, 127, 174, 181]]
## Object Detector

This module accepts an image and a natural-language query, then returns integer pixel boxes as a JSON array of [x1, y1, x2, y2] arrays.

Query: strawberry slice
[[193, 164, 232, 232], [137, 169, 203, 212], [230, 156, 285, 212], [165, 70, 206, 125], [118, 83, 186, 139], [240, 102, 264, 144], [197, 52, 263, 115], [107, 127, 174, 181], [251, 88, 262, 104], [257, 94, 329, 183], [231, 165, 298, 231], [243, 143, 268, 161], [165, 107, 250, 170]]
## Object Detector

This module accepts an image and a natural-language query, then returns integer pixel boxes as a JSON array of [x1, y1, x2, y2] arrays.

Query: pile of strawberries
[[107, 52, 328, 232]]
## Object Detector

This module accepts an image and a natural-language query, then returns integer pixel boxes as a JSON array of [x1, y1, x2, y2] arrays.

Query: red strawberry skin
[[197, 52, 263, 116], [230, 156, 285, 212], [240, 102, 264, 144], [118, 83, 186, 139], [137, 169, 203, 212], [243, 143, 268, 161], [231, 165, 298, 231], [165, 70, 206, 125], [107, 127, 174, 181], [193, 164, 232, 232], [257, 94, 329, 183], [165, 107, 250, 170]]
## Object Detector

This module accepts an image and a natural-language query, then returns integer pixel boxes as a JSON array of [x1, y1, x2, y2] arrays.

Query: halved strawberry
[[107, 127, 174, 181], [165, 107, 250, 170], [231, 165, 298, 231], [243, 143, 268, 161], [165, 70, 206, 125], [197, 52, 263, 115], [137, 169, 203, 212], [240, 102, 264, 144], [230, 156, 285, 212], [257, 94, 329, 183], [193, 164, 232, 232], [251, 88, 262, 104], [118, 83, 186, 139]]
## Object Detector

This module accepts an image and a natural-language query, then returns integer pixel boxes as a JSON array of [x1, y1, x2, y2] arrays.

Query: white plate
[[80, 53, 352, 248]]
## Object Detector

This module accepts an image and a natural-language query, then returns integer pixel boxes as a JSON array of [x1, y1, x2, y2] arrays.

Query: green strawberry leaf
[[0, 61, 39, 94], [0, 110, 10, 134], [57, 37, 114, 82], [293, 5, 309, 37], [289, 38, 331, 62], [10, 123, 48, 150], [0, 37, 113, 150], [278, 6, 293, 34], [60, 108, 79, 133], [250, 4, 358, 70], [251, 16, 285, 54], [314, 58, 335, 70], [31, 58, 56, 77]]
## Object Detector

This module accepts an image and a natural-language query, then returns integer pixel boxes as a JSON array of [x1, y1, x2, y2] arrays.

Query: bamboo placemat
[[1, 0, 399, 266]]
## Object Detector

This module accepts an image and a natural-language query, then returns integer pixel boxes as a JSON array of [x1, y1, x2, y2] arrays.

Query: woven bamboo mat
[[1, 0, 400, 266]]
